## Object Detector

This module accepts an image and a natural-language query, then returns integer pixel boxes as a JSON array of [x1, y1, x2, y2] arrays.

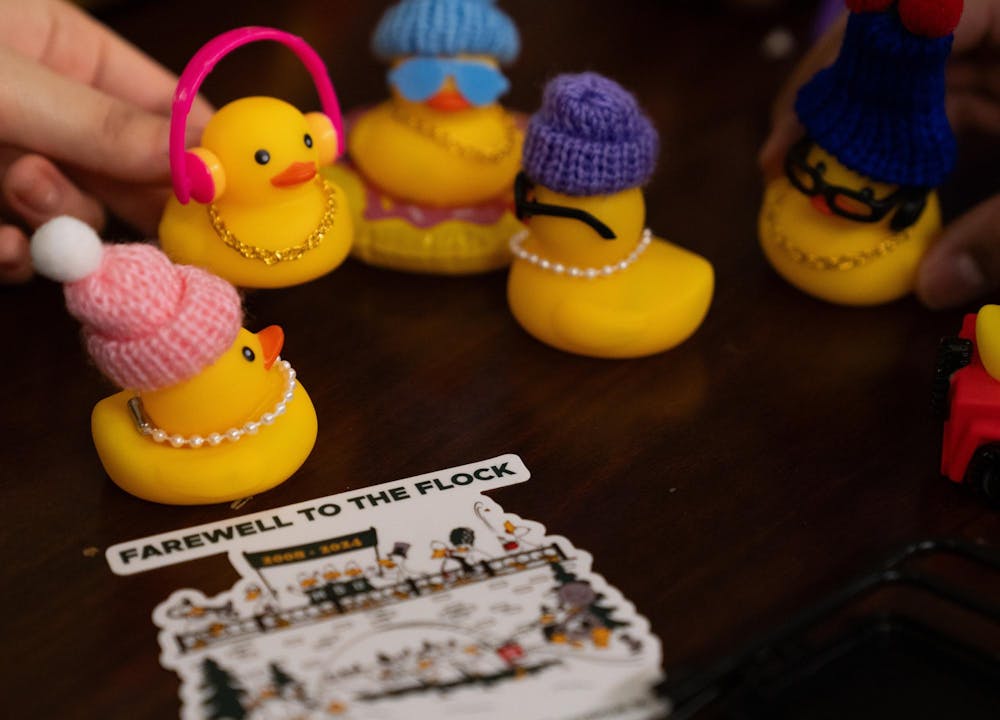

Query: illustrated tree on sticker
[[541, 563, 628, 648], [200, 657, 247, 720], [269, 662, 295, 693], [268, 661, 310, 704]]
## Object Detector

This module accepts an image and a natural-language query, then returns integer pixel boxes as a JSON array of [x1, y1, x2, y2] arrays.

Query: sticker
[[137, 455, 665, 719], [108, 455, 529, 575]]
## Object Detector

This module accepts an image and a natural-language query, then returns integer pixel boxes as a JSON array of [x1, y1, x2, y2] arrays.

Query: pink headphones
[[170, 27, 345, 205]]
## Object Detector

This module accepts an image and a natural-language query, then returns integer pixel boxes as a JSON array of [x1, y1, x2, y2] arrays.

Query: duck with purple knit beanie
[[324, 0, 525, 275], [29, 216, 317, 505], [759, 0, 963, 306], [507, 73, 714, 359]]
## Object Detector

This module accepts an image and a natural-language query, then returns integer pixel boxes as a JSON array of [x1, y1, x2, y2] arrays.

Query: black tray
[[662, 540, 1000, 719]]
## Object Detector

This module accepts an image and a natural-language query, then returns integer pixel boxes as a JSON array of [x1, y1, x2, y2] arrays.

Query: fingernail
[[920, 252, 988, 309], [10, 173, 60, 216], [0, 238, 17, 264], [0, 228, 27, 265]]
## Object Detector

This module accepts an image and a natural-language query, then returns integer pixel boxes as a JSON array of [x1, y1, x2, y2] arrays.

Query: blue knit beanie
[[795, 3, 957, 187], [372, 0, 520, 64], [522, 73, 659, 197]]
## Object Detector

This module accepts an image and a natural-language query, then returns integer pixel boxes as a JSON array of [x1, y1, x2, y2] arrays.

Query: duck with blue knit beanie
[[507, 73, 714, 359], [323, 0, 525, 275], [758, 0, 963, 306]]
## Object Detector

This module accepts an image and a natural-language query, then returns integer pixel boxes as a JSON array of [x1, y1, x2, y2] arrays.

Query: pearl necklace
[[127, 360, 297, 449], [509, 228, 652, 278]]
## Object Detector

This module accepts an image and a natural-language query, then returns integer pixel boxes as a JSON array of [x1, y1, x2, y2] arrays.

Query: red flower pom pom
[[898, 0, 964, 37], [845, 0, 894, 12]]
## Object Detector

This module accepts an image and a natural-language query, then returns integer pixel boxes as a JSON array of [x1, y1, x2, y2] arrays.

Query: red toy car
[[935, 313, 1000, 504]]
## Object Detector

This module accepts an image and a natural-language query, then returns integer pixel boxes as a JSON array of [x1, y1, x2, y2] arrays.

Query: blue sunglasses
[[388, 58, 510, 107]]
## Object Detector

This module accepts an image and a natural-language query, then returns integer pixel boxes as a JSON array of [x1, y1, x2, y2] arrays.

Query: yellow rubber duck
[[31, 217, 317, 505], [323, 0, 524, 274], [507, 74, 713, 359], [759, 0, 961, 306], [159, 28, 352, 289], [347, 57, 520, 208], [976, 306, 1000, 381], [161, 97, 352, 289], [760, 144, 942, 306]]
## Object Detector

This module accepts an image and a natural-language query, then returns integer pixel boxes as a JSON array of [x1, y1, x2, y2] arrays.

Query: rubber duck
[[31, 217, 317, 505], [976, 306, 1000, 381], [507, 74, 714, 359], [759, 0, 962, 306], [159, 27, 352, 289], [324, 0, 525, 274]]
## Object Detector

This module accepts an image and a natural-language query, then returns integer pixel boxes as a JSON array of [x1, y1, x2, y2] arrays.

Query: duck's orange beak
[[270, 161, 316, 188], [427, 88, 472, 112], [811, 195, 834, 216], [256, 325, 284, 370]]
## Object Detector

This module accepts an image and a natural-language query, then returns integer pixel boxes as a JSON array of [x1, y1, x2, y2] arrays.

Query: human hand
[[0, 0, 212, 282], [758, 0, 1000, 309]]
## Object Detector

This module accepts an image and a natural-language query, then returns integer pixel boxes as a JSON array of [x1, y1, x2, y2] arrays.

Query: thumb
[[758, 114, 801, 182], [916, 194, 1000, 309]]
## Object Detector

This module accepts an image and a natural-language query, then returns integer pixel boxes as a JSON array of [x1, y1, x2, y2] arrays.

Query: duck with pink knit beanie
[[30, 217, 318, 505]]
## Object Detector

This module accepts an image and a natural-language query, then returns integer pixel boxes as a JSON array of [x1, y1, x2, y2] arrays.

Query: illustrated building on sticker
[[172, 526, 569, 654]]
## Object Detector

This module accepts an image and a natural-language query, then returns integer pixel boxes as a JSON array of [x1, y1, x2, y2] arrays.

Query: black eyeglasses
[[514, 172, 617, 240], [785, 137, 928, 232]]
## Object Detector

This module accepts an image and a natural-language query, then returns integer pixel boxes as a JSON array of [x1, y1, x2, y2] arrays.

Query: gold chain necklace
[[389, 105, 518, 164], [763, 187, 912, 272], [207, 177, 337, 266]]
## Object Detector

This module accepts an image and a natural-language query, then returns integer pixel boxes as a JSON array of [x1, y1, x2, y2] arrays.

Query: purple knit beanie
[[522, 73, 659, 196]]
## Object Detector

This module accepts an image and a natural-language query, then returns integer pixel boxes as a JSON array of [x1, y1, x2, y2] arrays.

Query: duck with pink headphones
[[159, 27, 353, 289]]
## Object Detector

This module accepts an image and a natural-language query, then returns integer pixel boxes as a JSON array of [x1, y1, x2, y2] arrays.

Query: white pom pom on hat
[[31, 216, 105, 283]]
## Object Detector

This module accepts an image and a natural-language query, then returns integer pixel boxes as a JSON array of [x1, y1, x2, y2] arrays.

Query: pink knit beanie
[[31, 216, 242, 392]]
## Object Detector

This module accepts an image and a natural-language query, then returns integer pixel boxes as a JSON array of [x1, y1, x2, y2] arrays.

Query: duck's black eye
[[859, 187, 874, 200], [254, 149, 270, 165], [815, 161, 827, 175], [241, 346, 256, 362], [304, 133, 313, 148]]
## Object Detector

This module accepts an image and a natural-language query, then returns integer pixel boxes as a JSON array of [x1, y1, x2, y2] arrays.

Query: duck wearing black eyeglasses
[[507, 74, 713, 359], [323, 0, 525, 274], [759, 0, 961, 306]]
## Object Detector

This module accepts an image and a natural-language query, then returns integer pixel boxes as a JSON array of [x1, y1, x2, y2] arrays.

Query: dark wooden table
[[3, 1, 998, 717]]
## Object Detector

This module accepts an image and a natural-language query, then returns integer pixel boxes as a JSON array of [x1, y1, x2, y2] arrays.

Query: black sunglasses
[[785, 138, 928, 233], [514, 172, 617, 240]]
